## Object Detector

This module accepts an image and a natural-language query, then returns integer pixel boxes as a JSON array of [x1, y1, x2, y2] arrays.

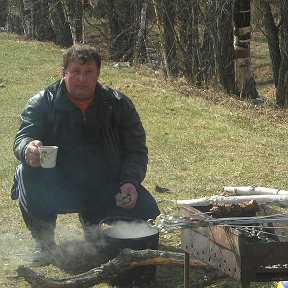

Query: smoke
[[53, 224, 109, 274], [1, 218, 158, 276], [0, 231, 33, 267], [0, 222, 109, 272]]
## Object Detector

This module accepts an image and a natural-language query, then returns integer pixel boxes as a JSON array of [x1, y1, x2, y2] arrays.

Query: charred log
[[16, 248, 209, 288]]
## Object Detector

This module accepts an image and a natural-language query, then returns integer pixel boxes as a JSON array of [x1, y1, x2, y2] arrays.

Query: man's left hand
[[119, 183, 138, 209]]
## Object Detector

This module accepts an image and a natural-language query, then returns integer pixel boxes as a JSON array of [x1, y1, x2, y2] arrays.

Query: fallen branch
[[16, 248, 208, 288]]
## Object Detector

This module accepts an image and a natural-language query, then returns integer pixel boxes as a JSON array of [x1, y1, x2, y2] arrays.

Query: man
[[11, 44, 160, 266]]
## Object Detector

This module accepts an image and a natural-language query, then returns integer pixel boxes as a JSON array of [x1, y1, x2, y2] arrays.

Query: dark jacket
[[13, 79, 148, 190]]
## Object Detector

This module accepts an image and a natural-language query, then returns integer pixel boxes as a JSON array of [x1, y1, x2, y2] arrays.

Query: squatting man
[[11, 44, 160, 266]]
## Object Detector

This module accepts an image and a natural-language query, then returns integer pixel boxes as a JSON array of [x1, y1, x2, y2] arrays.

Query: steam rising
[[103, 220, 158, 239]]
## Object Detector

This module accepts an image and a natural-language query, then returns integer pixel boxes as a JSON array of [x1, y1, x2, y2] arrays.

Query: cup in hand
[[39, 146, 58, 168]]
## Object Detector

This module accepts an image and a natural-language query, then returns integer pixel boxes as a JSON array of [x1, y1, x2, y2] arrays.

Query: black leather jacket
[[13, 79, 148, 188]]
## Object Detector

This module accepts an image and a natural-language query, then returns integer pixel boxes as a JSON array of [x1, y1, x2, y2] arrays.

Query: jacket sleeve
[[13, 91, 49, 163], [117, 93, 148, 188]]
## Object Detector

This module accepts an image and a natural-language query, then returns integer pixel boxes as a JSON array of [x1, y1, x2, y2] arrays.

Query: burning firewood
[[16, 248, 210, 288]]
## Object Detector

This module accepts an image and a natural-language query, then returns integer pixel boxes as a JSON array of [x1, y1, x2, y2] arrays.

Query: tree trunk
[[152, 0, 170, 77], [201, 8, 215, 85], [233, 0, 259, 100], [60, 0, 83, 44], [47, 0, 73, 47], [133, 2, 148, 66], [176, 0, 193, 82], [162, 0, 178, 76], [0, 0, 8, 28], [214, 0, 235, 93], [276, 0, 288, 107], [106, 0, 140, 62], [190, 0, 203, 86], [255, 0, 281, 88], [22, 0, 33, 37], [175, 0, 202, 85], [32, 0, 54, 41]]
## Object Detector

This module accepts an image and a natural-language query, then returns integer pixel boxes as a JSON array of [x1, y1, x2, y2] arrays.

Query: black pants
[[20, 184, 160, 242], [13, 164, 160, 241]]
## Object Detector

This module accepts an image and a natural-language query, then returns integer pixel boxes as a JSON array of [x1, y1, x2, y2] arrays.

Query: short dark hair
[[62, 44, 101, 70]]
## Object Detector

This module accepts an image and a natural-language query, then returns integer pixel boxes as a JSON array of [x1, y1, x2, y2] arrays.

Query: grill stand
[[184, 252, 190, 287], [179, 204, 288, 288]]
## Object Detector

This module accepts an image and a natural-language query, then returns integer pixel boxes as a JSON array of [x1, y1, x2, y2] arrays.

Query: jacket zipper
[[83, 111, 86, 125]]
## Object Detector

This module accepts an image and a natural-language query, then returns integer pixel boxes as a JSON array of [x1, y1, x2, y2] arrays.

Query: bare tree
[[174, 0, 233, 89], [32, 0, 54, 41], [199, 3, 215, 85], [162, 0, 178, 76], [60, 0, 83, 44], [173, 0, 206, 84], [254, 0, 281, 88], [133, 2, 148, 66], [276, 0, 288, 106], [233, 0, 259, 100], [105, 0, 142, 61], [47, 0, 73, 47], [175, 0, 193, 82], [22, 0, 33, 37], [0, 0, 8, 28], [211, 0, 235, 93]]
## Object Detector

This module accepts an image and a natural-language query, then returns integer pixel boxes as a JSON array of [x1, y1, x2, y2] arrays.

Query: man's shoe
[[29, 240, 56, 267]]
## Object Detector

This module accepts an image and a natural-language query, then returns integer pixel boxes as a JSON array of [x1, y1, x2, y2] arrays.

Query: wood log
[[223, 186, 288, 196], [16, 248, 209, 288], [176, 194, 288, 207]]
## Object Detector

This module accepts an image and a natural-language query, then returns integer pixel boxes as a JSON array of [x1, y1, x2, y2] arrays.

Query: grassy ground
[[0, 31, 286, 288]]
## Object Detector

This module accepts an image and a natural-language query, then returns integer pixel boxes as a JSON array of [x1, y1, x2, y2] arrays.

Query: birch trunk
[[47, 0, 73, 47], [177, 194, 288, 207], [22, 0, 33, 37], [133, 3, 148, 66], [223, 186, 288, 196], [60, 0, 83, 44], [152, 0, 170, 78], [233, 0, 259, 100]]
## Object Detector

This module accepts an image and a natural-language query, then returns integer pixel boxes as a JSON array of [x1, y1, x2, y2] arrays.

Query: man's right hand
[[24, 140, 43, 167]]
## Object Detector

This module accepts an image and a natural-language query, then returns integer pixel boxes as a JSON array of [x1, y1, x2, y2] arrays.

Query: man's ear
[[61, 67, 65, 78]]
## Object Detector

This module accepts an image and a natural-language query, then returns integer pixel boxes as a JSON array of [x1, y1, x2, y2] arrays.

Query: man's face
[[61, 60, 100, 101]]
